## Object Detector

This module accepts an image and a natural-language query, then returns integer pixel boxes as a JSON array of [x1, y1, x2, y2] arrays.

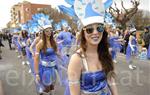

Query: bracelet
[[68, 80, 80, 86], [35, 74, 39, 77], [109, 82, 116, 86]]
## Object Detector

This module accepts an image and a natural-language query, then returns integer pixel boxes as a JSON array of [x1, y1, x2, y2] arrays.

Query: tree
[[132, 10, 150, 30], [109, 0, 140, 29]]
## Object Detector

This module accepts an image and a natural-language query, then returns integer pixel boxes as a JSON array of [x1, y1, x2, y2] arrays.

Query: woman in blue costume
[[18, 30, 29, 65], [15, 32, 22, 58], [57, 20, 75, 58], [34, 25, 58, 95], [67, 0, 118, 95], [26, 33, 36, 73], [108, 29, 122, 63], [12, 32, 19, 51], [126, 29, 138, 70]]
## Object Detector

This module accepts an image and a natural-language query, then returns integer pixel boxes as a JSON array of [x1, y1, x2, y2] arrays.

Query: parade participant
[[12, 32, 21, 57], [26, 32, 36, 73], [57, 20, 75, 58], [18, 30, 29, 65], [14, 32, 23, 58], [126, 28, 137, 70], [54, 23, 62, 40], [68, 0, 118, 95], [34, 24, 58, 95], [108, 29, 123, 63], [12, 31, 19, 52]]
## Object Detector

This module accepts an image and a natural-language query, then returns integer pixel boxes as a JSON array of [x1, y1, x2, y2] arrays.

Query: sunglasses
[[44, 28, 53, 33], [84, 24, 104, 34]]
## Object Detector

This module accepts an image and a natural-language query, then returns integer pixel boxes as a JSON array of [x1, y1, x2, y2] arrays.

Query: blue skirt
[[39, 64, 57, 86], [126, 45, 138, 62]]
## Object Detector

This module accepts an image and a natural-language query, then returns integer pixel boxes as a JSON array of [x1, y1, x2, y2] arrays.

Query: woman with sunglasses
[[34, 25, 58, 95], [67, 0, 118, 95]]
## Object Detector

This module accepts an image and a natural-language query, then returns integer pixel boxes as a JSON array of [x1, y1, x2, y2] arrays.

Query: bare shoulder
[[36, 39, 43, 50], [35, 37, 41, 43], [68, 49, 83, 72]]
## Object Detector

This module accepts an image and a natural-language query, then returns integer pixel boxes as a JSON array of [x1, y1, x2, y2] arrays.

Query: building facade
[[10, 1, 51, 27]]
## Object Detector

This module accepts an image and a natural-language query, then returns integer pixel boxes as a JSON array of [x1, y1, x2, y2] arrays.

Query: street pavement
[[0, 41, 150, 95]]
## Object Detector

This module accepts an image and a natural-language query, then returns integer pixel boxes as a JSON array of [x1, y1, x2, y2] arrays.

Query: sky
[[0, 0, 149, 29]]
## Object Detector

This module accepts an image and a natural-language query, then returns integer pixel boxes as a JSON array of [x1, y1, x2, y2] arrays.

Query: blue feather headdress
[[54, 22, 62, 31], [32, 13, 53, 29], [60, 19, 69, 28], [59, 0, 113, 28]]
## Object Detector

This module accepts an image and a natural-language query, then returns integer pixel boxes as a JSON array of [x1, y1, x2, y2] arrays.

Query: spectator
[[142, 27, 150, 50], [7, 33, 12, 50], [0, 34, 4, 59]]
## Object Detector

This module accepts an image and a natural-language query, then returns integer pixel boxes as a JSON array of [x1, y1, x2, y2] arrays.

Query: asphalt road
[[0, 41, 150, 95]]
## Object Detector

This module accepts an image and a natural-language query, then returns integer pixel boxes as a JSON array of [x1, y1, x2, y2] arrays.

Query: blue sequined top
[[79, 54, 112, 95], [40, 48, 57, 62]]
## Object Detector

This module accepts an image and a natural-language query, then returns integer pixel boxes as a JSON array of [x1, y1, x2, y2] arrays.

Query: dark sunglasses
[[84, 25, 104, 34]]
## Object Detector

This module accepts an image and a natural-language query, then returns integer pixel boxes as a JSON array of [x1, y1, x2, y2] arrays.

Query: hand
[[35, 74, 40, 83], [32, 52, 35, 57]]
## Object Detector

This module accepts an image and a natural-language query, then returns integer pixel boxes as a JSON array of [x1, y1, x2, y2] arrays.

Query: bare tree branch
[[121, 0, 128, 13], [114, 2, 120, 14], [108, 0, 140, 29]]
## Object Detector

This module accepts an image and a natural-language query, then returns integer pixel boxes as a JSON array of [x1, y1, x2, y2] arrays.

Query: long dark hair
[[21, 30, 28, 38], [42, 29, 57, 53], [80, 29, 114, 77]]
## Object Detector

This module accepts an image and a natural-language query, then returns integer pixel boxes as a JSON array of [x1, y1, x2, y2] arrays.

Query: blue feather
[[104, 0, 113, 9], [64, 0, 75, 6], [58, 5, 76, 17]]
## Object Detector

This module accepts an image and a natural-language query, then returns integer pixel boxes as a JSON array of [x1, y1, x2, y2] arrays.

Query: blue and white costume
[[38, 48, 57, 88], [12, 35, 18, 47], [109, 36, 122, 60], [58, 0, 114, 94], [25, 36, 35, 73], [57, 31, 74, 50], [57, 31, 74, 48], [16, 36, 22, 52], [80, 57, 111, 95], [57, 20, 75, 57], [126, 35, 138, 62], [66, 53, 112, 95]]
